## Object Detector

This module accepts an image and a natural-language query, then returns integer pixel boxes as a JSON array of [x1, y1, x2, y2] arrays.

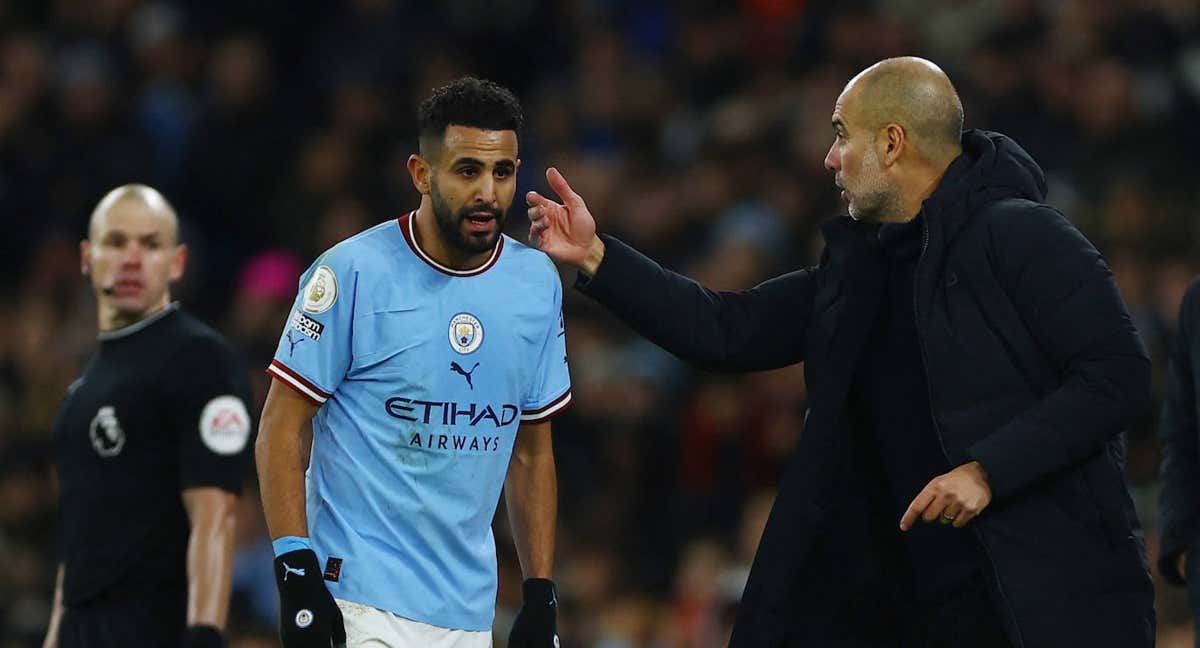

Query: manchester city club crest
[[448, 312, 483, 354]]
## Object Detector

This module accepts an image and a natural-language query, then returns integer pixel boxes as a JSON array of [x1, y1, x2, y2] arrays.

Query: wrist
[[182, 625, 225, 648], [580, 236, 605, 277], [272, 535, 312, 557], [522, 577, 557, 606]]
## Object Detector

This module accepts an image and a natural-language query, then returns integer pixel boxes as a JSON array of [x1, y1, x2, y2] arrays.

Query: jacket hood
[[924, 129, 1046, 220]]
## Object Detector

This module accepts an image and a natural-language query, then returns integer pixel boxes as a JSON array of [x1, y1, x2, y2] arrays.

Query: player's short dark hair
[[417, 77, 524, 150]]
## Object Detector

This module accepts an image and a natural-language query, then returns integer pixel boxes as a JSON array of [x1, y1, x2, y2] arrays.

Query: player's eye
[[458, 167, 478, 178], [494, 168, 512, 179]]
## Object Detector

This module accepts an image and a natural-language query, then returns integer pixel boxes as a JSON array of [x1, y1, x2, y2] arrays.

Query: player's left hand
[[508, 578, 560, 648], [900, 461, 992, 530]]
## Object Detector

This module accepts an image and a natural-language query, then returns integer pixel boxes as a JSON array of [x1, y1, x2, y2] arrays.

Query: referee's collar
[[98, 302, 181, 341]]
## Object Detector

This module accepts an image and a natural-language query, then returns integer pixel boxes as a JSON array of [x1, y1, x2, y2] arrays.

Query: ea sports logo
[[199, 395, 251, 455], [448, 313, 483, 354]]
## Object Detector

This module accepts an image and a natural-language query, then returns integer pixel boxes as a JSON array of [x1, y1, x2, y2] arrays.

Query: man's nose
[[824, 144, 839, 172], [476, 175, 497, 204], [121, 243, 144, 266]]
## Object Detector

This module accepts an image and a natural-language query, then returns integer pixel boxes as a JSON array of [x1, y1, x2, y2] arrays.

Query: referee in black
[[42, 184, 252, 648]]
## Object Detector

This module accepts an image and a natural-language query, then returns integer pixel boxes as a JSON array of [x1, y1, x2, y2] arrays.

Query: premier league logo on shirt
[[302, 265, 338, 314], [89, 405, 125, 457], [449, 313, 484, 354]]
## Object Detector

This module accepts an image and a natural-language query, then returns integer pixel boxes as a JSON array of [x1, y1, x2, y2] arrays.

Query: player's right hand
[[273, 549, 346, 648], [526, 167, 604, 274]]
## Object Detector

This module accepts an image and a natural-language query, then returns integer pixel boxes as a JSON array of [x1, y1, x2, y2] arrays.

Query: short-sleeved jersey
[[267, 212, 571, 631], [52, 304, 252, 605]]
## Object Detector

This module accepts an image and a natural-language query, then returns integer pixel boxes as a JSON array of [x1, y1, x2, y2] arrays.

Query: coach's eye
[[495, 168, 511, 179], [459, 168, 477, 178]]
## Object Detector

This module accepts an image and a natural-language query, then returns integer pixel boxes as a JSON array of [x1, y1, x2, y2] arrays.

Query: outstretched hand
[[527, 168, 605, 275]]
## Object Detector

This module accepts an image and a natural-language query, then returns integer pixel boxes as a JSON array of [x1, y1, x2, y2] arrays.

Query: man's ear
[[408, 154, 431, 195], [880, 123, 906, 167], [170, 243, 188, 282]]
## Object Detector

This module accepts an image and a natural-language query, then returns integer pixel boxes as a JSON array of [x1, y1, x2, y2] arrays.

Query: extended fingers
[[902, 476, 986, 530], [921, 492, 950, 523], [900, 487, 935, 531], [546, 167, 583, 207]]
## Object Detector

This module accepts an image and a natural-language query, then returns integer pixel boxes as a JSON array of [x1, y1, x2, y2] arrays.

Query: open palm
[[526, 167, 599, 270]]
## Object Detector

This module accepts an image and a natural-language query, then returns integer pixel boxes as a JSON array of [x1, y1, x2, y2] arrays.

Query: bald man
[[528, 58, 1153, 647], [43, 185, 252, 648]]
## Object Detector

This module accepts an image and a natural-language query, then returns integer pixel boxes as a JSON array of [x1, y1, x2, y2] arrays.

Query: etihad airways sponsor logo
[[384, 397, 520, 428], [406, 432, 503, 452]]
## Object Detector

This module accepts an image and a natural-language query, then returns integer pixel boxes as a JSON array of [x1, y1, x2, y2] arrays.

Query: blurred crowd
[[1, 0, 1199, 646]]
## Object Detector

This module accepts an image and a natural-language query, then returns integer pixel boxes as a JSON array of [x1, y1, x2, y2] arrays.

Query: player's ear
[[80, 239, 91, 276], [170, 243, 187, 282], [407, 154, 431, 196]]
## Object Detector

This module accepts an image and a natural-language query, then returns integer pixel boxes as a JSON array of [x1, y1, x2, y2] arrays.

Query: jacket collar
[[821, 130, 1046, 256]]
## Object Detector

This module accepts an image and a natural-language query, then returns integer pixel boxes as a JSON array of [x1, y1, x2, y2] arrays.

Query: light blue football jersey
[[267, 211, 571, 631]]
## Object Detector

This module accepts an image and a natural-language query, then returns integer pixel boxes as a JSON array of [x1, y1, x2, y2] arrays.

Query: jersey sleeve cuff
[[520, 388, 572, 424], [271, 535, 313, 556], [266, 360, 332, 406]]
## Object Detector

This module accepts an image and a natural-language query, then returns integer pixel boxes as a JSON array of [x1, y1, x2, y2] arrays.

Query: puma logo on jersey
[[450, 361, 480, 390], [282, 562, 306, 580], [286, 330, 306, 357]]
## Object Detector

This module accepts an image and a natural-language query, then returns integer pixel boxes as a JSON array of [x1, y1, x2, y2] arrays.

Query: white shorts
[[335, 599, 493, 648]]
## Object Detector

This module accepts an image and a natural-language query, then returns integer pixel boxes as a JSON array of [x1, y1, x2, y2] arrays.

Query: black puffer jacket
[[1158, 278, 1200, 585], [579, 130, 1154, 647]]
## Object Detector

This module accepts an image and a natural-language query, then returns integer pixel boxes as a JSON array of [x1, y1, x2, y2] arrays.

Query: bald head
[[841, 57, 963, 161], [89, 183, 179, 244]]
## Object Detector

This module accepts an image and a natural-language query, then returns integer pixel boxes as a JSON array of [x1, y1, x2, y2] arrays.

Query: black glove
[[182, 625, 226, 648], [274, 549, 346, 648], [508, 578, 559, 648]]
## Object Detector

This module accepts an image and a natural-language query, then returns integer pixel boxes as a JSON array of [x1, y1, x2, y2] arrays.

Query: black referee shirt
[[51, 303, 251, 606]]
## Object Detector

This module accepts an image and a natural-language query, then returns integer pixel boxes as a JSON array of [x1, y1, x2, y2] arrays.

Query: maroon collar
[[398, 211, 503, 277]]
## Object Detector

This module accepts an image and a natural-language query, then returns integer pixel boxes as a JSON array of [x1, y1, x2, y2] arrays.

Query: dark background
[[1, 0, 1199, 646]]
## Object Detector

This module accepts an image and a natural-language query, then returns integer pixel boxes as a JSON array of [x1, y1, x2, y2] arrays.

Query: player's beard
[[430, 183, 506, 255]]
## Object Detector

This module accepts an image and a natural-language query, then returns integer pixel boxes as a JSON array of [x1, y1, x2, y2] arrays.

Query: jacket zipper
[[912, 218, 1025, 648]]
